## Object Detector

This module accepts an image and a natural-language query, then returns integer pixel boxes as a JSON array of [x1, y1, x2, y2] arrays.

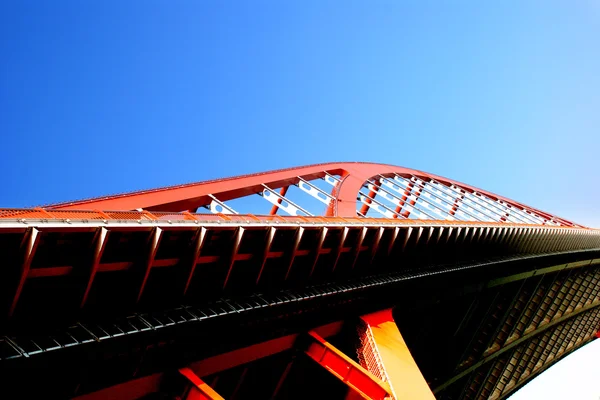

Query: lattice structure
[[357, 321, 389, 383]]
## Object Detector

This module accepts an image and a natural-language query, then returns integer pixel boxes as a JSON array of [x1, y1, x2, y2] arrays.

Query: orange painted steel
[[71, 322, 344, 400], [304, 330, 393, 400], [270, 186, 289, 215], [0, 207, 590, 231], [358, 309, 435, 400], [8, 227, 40, 316], [73, 374, 164, 400], [39, 162, 578, 227], [179, 368, 225, 400], [2, 162, 598, 400], [2, 212, 598, 323], [188, 321, 343, 378]]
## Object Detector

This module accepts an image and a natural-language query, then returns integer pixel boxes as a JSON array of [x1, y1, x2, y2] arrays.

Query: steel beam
[[136, 227, 163, 303], [39, 162, 579, 226], [358, 309, 435, 400], [222, 227, 245, 289], [304, 330, 392, 400], [72, 374, 163, 400], [359, 183, 379, 217], [179, 368, 225, 400], [270, 359, 295, 400], [80, 227, 108, 308], [188, 321, 343, 377], [433, 298, 600, 393], [183, 227, 207, 296], [269, 186, 289, 215], [351, 227, 368, 270], [8, 227, 40, 316], [284, 227, 304, 280], [308, 227, 328, 277], [331, 227, 349, 272], [256, 226, 276, 284]]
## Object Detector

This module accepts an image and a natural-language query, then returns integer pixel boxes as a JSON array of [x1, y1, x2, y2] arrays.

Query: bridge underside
[[0, 215, 598, 399], [1, 162, 599, 399]]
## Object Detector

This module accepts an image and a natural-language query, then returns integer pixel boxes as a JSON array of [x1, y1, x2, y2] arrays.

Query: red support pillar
[[358, 309, 435, 400]]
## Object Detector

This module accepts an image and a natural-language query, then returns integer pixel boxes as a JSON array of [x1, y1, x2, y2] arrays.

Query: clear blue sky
[[1, 2, 599, 397], [1, 2, 599, 227]]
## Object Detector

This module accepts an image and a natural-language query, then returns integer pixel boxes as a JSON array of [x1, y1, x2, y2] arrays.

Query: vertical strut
[[285, 227, 304, 280], [183, 227, 207, 296], [136, 227, 163, 303], [309, 227, 328, 278], [80, 227, 108, 309], [256, 227, 276, 284], [8, 227, 40, 317], [222, 228, 245, 289]]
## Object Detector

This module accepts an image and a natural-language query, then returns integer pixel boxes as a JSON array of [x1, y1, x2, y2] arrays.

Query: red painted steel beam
[[304, 331, 392, 400], [14, 242, 384, 281], [222, 227, 244, 289], [43, 162, 575, 226], [28, 266, 73, 278], [179, 368, 225, 400], [188, 321, 343, 377], [309, 227, 328, 277], [449, 192, 463, 217], [402, 185, 423, 218], [359, 185, 379, 217], [80, 227, 108, 308], [9, 228, 40, 317], [270, 186, 289, 215], [271, 359, 295, 399], [256, 226, 276, 284], [136, 227, 163, 303], [73, 322, 344, 400], [358, 309, 435, 400], [393, 180, 413, 218], [183, 227, 207, 296], [284, 227, 304, 280], [73, 373, 164, 400]]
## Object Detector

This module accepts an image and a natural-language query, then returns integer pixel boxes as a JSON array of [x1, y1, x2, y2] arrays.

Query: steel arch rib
[[45, 162, 578, 227]]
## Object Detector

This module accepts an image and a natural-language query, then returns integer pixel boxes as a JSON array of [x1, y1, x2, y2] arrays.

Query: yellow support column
[[358, 309, 435, 400]]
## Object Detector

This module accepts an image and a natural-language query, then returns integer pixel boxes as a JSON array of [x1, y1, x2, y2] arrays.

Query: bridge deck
[[0, 212, 598, 399], [1, 162, 597, 399]]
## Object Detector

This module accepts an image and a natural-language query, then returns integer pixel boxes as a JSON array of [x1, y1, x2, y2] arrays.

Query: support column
[[358, 309, 435, 400]]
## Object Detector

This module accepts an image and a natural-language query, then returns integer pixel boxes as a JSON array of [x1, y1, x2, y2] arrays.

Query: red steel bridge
[[1, 162, 599, 399]]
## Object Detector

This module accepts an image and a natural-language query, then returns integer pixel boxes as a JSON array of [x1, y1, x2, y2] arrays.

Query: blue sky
[[1, 2, 599, 227], [1, 2, 599, 397]]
